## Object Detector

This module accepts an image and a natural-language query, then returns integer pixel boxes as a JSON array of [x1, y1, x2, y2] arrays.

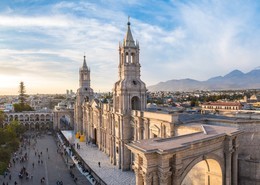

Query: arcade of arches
[[4, 112, 53, 130]]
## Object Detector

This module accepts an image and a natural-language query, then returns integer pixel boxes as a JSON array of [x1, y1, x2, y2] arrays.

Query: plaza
[[0, 132, 90, 185], [61, 130, 135, 185]]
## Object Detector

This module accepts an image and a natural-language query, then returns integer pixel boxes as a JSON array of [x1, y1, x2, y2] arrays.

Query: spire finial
[[124, 16, 135, 47], [127, 16, 130, 26], [83, 54, 87, 68]]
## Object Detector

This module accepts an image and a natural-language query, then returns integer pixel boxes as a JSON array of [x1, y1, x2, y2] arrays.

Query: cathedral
[[75, 21, 178, 171], [75, 20, 147, 170], [74, 21, 260, 185]]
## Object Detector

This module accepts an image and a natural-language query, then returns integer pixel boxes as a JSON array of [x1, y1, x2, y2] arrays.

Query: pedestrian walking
[[32, 162, 34, 168], [9, 174, 11, 180], [14, 181, 17, 185], [4, 171, 8, 178], [98, 161, 101, 167]]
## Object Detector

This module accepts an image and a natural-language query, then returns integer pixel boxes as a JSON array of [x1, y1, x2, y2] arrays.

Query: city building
[[201, 102, 242, 113]]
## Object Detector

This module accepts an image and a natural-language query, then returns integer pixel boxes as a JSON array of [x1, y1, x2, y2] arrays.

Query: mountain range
[[147, 67, 260, 92]]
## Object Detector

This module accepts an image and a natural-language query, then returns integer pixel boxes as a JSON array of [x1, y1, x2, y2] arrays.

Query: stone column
[[232, 139, 238, 185], [157, 154, 173, 185], [143, 172, 153, 185], [134, 167, 144, 185], [172, 155, 182, 185], [158, 170, 172, 185], [225, 151, 232, 185], [225, 138, 233, 185], [149, 171, 158, 185], [138, 126, 142, 140]]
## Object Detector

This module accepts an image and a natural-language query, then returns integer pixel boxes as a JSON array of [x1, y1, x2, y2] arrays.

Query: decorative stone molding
[[142, 172, 153, 183], [158, 171, 172, 184]]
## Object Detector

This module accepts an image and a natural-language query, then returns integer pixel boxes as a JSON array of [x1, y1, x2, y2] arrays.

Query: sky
[[0, 0, 260, 95]]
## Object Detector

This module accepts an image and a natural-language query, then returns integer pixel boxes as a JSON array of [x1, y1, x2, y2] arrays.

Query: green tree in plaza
[[0, 121, 25, 174], [0, 111, 4, 128], [13, 81, 34, 112]]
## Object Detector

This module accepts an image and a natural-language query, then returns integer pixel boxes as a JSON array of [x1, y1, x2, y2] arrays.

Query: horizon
[[1, 0, 260, 95]]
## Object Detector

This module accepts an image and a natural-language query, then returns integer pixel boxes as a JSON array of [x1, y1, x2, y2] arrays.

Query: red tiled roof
[[202, 102, 241, 106]]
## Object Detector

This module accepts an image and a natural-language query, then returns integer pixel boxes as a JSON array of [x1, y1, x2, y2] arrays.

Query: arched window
[[126, 52, 129, 63], [131, 53, 135, 63], [131, 96, 141, 110]]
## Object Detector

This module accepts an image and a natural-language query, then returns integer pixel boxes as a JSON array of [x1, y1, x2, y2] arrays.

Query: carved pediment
[[150, 125, 160, 132], [150, 125, 160, 135]]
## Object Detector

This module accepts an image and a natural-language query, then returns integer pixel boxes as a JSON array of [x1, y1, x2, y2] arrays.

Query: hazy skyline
[[0, 0, 260, 95]]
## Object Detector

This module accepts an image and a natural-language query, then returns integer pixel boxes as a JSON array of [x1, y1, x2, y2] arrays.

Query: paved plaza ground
[[1, 131, 135, 185], [62, 130, 136, 185], [0, 132, 90, 185]]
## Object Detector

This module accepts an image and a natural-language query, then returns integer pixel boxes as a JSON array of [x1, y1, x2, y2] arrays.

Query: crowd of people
[[2, 132, 55, 185]]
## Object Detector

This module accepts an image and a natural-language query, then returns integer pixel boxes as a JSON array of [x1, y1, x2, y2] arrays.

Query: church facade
[[74, 21, 178, 170]]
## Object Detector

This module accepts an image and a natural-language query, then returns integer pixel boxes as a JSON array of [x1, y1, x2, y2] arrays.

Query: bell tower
[[80, 55, 90, 88], [113, 19, 147, 114], [75, 55, 94, 134], [113, 19, 146, 170]]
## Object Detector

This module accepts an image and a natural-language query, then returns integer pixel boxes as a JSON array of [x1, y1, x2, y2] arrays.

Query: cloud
[[0, 0, 260, 94], [0, 15, 71, 27]]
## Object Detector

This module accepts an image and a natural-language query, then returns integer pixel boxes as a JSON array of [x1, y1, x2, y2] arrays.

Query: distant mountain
[[148, 67, 260, 92]]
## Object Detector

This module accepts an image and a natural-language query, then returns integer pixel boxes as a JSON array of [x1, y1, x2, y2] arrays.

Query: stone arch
[[125, 52, 129, 63], [131, 52, 135, 63], [40, 114, 45, 121], [35, 114, 39, 121], [19, 114, 24, 122], [40, 123, 46, 130], [35, 123, 40, 130], [9, 115, 13, 121], [45, 122, 51, 129], [46, 114, 51, 121], [59, 114, 71, 130], [24, 123, 30, 130], [53, 110, 74, 130], [14, 115, 18, 121], [4, 114, 8, 122], [131, 96, 141, 110], [181, 154, 223, 185], [30, 114, 34, 122], [30, 123, 35, 130], [85, 96, 89, 102], [25, 114, 29, 121]]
